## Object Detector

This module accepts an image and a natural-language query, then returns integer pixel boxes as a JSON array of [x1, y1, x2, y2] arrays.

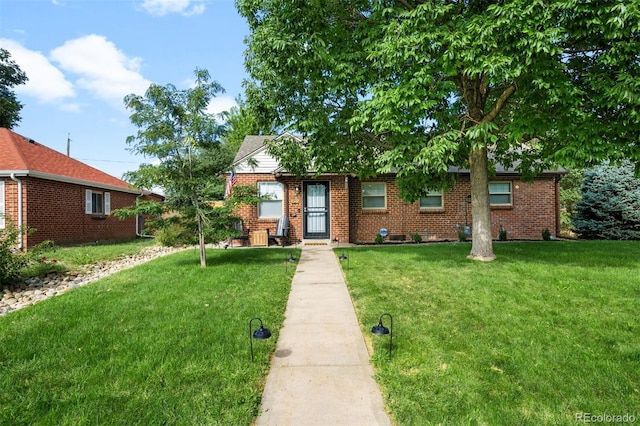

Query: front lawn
[[0, 248, 297, 425], [341, 241, 640, 425]]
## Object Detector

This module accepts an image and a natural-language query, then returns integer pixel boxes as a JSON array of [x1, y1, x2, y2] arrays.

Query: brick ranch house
[[229, 133, 564, 245], [0, 128, 162, 248]]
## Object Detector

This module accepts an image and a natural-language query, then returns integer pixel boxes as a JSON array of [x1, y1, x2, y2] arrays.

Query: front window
[[419, 190, 444, 209], [362, 182, 386, 209], [258, 182, 284, 218], [489, 182, 512, 206]]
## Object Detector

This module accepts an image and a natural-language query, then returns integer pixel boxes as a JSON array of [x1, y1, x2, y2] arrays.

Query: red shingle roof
[[0, 128, 133, 190]]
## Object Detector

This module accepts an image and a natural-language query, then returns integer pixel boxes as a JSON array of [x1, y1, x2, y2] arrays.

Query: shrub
[[499, 226, 508, 241], [559, 168, 584, 234], [155, 223, 189, 247], [458, 230, 467, 242], [412, 232, 423, 243], [573, 162, 640, 240], [374, 233, 384, 244], [542, 228, 552, 241], [0, 221, 29, 285]]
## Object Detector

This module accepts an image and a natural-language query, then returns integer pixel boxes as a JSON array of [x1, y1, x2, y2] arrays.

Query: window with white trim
[[0, 181, 5, 229], [258, 182, 284, 218], [362, 182, 387, 209], [419, 189, 444, 209], [85, 190, 111, 215], [489, 182, 512, 206]]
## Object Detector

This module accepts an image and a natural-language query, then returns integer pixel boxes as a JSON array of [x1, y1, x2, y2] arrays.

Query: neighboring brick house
[[0, 128, 162, 248], [230, 133, 564, 245]]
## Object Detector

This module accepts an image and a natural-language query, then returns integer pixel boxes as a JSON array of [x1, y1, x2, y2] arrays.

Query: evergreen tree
[[573, 162, 640, 240]]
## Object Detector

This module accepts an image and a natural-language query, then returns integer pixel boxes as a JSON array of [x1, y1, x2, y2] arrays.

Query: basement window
[[85, 190, 111, 216]]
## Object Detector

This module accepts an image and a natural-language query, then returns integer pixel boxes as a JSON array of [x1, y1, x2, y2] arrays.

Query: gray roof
[[233, 135, 275, 164]]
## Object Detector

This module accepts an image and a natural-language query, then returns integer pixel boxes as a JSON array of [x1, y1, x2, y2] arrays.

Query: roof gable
[[0, 128, 133, 191], [233, 133, 304, 173], [233, 135, 274, 164]]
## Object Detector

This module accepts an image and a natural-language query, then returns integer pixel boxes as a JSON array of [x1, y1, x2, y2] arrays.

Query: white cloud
[[0, 38, 75, 103], [50, 35, 151, 103], [140, 0, 206, 17], [207, 96, 237, 116]]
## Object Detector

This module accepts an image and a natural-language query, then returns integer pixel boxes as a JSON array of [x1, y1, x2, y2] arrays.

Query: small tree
[[573, 162, 640, 240], [123, 69, 230, 268]]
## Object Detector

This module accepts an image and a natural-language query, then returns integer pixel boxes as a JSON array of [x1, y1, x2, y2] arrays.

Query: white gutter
[[9, 173, 23, 250], [0, 169, 141, 194]]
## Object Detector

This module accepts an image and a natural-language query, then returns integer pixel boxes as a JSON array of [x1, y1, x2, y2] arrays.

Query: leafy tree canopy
[[238, 0, 640, 260], [219, 95, 273, 158], [0, 48, 28, 129]]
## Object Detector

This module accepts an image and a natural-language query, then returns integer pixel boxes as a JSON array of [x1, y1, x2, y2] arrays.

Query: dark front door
[[303, 181, 330, 239]]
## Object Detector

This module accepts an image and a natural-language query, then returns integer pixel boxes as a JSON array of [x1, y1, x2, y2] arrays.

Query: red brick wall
[[349, 175, 560, 242], [231, 175, 350, 244], [2, 177, 141, 247], [232, 173, 560, 244]]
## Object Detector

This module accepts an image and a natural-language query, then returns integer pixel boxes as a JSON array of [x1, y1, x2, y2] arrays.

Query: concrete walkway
[[256, 244, 392, 426]]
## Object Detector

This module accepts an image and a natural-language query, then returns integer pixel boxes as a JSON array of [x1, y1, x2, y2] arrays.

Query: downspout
[[555, 175, 562, 239], [135, 192, 154, 238], [9, 173, 23, 250]]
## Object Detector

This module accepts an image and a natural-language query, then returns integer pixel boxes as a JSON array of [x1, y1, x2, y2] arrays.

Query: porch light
[[371, 313, 393, 360], [249, 317, 272, 361]]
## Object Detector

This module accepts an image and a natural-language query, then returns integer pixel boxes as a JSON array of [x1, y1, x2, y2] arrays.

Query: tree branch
[[482, 82, 516, 123], [394, 0, 415, 11]]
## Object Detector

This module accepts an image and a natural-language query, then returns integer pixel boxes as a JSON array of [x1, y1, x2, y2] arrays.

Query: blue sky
[[0, 0, 249, 179]]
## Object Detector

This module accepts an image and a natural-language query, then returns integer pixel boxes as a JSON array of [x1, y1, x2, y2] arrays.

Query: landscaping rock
[[0, 246, 184, 316]]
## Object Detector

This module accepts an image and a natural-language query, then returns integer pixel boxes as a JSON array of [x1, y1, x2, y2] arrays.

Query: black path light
[[335, 237, 349, 268], [371, 313, 393, 360], [286, 252, 297, 273], [249, 317, 272, 361], [339, 250, 349, 270]]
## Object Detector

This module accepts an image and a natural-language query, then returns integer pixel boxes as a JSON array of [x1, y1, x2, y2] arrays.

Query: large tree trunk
[[467, 146, 496, 261]]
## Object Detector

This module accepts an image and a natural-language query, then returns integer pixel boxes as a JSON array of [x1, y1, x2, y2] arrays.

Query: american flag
[[225, 171, 237, 198]]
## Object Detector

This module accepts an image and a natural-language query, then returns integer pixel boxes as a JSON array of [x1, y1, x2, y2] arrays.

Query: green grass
[[0, 248, 298, 425], [340, 241, 640, 425], [20, 238, 158, 278]]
